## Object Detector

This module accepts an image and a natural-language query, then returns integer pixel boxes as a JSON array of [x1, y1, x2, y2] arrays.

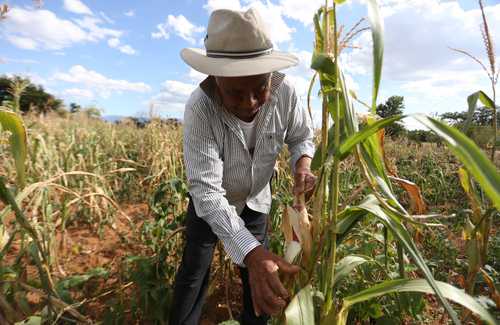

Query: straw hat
[[180, 8, 298, 77]]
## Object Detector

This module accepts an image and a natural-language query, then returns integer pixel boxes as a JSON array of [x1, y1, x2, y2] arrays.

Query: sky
[[0, 0, 499, 129]]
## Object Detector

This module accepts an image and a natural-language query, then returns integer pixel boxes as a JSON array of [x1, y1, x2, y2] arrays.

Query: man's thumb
[[276, 257, 300, 274]]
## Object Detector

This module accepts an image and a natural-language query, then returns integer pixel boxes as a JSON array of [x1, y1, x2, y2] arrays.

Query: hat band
[[206, 47, 273, 59]]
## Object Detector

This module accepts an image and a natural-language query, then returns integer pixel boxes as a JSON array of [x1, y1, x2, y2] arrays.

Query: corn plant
[[282, 1, 499, 324], [449, 0, 500, 312], [0, 105, 60, 321]]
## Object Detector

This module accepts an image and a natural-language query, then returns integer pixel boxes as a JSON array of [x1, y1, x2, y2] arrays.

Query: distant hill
[[102, 115, 182, 127], [102, 115, 128, 123]]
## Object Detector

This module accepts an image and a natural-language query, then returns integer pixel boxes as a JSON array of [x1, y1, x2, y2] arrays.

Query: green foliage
[[0, 75, 63, 114], [376, 96, 406, 137], [406, 129, 441, 143], [337, 279, 498, 325], [0, 109, 27, 187], [441, 106, 499, 128], [55, 268, 109, 303]]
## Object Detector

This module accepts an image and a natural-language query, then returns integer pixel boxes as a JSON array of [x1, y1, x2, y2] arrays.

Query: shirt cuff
[[290, 141, 315, 173], [222, 226, 261, 267]]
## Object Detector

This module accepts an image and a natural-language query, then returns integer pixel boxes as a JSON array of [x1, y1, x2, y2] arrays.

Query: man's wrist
[[295, 155, 312, 172], [243, 244, 263, 267]]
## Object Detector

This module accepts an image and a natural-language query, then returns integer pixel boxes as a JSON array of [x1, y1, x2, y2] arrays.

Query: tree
[[376, 95, 406, 137], [441, 106, 499, 128], [69, 102, 82, 113], [0, 75, 63, 114], [83, 106, 102, 119]]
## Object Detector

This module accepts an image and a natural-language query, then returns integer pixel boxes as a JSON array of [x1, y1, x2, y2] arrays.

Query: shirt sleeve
[[183, 101, 261, 266], [284, 84, 316, 172]]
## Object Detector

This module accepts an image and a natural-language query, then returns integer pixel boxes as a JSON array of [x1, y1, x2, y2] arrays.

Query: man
[[170, 8, 316, 325]]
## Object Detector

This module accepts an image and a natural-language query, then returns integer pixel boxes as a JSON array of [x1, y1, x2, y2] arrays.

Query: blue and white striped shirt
[[183, 72, 315, 265]]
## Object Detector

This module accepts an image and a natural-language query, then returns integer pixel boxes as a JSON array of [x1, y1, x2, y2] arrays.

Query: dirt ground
[[3, 202, 244, 324]]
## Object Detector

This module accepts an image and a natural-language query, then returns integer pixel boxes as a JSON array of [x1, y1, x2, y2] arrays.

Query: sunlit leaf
[[0, 109, 27, 187], [285, 285, 314, 325], [465, 91, 495, 133], [333, 255, 370, 286], [413, 114, 500, 210], [458, 168, 482, 218], [366, 0, 384, 112], [353, 195, 460, 323], [337, 115, 404, 159], [337, 279, 497, 325]]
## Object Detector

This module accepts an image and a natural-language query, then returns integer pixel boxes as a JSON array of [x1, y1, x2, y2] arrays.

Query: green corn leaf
[[335, 208, 366, 243], [311, 53, 336, 75], [465, 91, 495, 133], [366, 0, 384, 112], [285, 284, 315, 325], [413, 114, 500, 210], [337, 279, 497, 325], [0, 109, 27, 188], [333, 255, 370, 287], [334, 0, 348, 4], [312, 126, 336, 171], [354, 195, 460, 324], [458, 168, 482, 219], [337, 115, 405, 159]]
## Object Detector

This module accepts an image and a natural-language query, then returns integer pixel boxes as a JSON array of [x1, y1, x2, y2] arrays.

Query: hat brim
[[181, 48, 298, 77]]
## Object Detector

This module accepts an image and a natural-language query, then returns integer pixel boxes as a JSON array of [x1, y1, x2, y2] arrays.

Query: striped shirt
[[183, 72, 315, 266]]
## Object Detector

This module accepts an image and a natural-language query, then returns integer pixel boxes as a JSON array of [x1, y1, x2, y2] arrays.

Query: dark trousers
[[169, 199, 270, 325]]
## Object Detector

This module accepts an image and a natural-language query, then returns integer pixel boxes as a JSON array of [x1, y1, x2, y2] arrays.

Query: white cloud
[[6, 35, 38, 50], [107, 37, 137, 55], [346, 1, 500, 81], [107, 38, 120, 48], [117, 44, 136, 55], [152, 14, 205, 44], [63, 0, 93, 15], [124, 10, 135, 17], [149, 80, 198, 116], [341, 0, 500, 118], [285, 50, 314, 98], [99, 11, 114, 24], [188, 68, 207, 83], [2, 8, 89, 50], [63, 88, 94, 99], [1, 7, 123, 50], [0, 57, 39, 64], [278, 0, 323, 26], [203, 0, 242, 13], [4, 72, 47, 88], [74, 16, 122, 41], [152, 24, 169, 40], [53, 65, 151, 98]]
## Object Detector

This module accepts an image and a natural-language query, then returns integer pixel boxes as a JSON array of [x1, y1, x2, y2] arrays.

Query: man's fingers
[[268, 271, 289, 299], [275, 257, 301, 275], [260, 281, 284, 315], [293, 173, 306, 195], [250, 276, 261, 317], [304, 174, 317, 191]]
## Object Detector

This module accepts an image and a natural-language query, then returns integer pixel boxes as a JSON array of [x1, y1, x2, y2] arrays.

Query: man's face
[[215, 73, 272, 122]]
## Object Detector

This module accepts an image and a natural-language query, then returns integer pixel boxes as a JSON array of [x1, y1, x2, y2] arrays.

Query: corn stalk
[[283, 1, 499, 324]]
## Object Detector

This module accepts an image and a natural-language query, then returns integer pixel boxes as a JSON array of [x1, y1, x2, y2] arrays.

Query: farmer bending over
[[170, 8, 316, 325]]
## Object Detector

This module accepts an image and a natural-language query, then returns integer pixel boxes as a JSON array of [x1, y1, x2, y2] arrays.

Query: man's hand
[[293, 156, 316, 210], [244, 245, 300, 316]]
